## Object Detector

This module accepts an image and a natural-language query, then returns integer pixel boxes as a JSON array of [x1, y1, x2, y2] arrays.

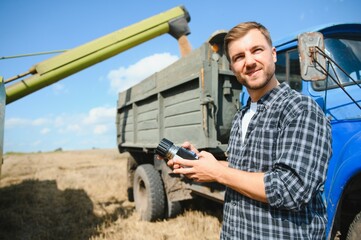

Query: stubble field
[[0, 149, 222, 240]]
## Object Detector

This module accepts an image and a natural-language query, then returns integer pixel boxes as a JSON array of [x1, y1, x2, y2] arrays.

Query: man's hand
[[157, 141, 227, 183], [157, 141, 267, 202], [156, 141, 199, 170], [172, 151, 225, 182]]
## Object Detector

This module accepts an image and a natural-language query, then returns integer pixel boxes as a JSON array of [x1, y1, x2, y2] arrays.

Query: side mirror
[[298, 32, 327, 81]]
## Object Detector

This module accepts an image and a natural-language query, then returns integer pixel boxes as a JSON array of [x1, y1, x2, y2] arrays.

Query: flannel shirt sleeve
[[264, 99, 332, 210]]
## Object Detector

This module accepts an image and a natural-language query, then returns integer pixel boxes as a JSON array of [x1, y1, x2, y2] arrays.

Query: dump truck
[[0, 6, 191, 175], [117, 23, 361, 239]]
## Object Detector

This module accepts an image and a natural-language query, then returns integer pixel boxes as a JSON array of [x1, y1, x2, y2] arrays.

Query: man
[[166, 22, 332, 239]]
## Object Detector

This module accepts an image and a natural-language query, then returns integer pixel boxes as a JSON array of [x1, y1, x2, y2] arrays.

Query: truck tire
[[166, 196, 183, 218], [346, 211, 361, 240], [126, 157, 137, 202], [133, 164, 165, 221]]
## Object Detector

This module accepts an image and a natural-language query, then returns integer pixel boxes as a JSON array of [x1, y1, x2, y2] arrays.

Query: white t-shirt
[[241, 102, 257, 143]]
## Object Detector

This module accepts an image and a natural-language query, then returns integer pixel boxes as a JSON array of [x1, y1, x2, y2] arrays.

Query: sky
[[0, 0, 360, 153]]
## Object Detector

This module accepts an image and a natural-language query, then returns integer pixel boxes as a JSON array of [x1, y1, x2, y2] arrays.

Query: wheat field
[[0, 149, 222, 240]]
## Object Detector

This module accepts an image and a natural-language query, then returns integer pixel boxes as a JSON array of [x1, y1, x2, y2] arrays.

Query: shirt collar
[[244, 82, 290, 111]]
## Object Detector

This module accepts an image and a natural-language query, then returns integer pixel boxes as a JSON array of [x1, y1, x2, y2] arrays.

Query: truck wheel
[[126, 156, 138, 202], [166, 196, 183, 218], [347, 211, 361, 240], [133, 164, 165, 221]]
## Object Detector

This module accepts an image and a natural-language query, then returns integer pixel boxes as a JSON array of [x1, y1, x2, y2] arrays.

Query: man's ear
[[272, 47, 277, 63]]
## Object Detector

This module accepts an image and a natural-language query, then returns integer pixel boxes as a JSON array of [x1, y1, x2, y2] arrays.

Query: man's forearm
[[217, 166, 268, 203]]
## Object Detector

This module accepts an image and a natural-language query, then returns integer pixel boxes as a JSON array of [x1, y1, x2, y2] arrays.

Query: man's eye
[[234, 55, 244, 62], [254, 48, 263, 54]]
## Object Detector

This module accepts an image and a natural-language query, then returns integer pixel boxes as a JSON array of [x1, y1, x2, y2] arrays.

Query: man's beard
[[237, 71, 275, 90]]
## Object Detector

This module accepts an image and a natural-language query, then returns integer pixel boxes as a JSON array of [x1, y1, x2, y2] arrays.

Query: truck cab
[[273, 23, 361, 240]]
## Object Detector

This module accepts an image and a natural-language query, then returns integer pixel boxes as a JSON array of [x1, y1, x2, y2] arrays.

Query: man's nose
[[245, 53, 256, 67]]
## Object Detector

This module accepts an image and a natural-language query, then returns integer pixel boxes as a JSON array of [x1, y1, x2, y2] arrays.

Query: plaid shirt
[[221, 83, 332, 239]]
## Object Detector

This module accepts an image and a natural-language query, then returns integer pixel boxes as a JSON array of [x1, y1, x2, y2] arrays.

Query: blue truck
[[118, 22, 361, 239], [275, 23, 361, 239]]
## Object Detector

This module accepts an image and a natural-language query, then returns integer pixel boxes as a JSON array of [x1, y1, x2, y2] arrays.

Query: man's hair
[[224, 21, 273, 62]]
